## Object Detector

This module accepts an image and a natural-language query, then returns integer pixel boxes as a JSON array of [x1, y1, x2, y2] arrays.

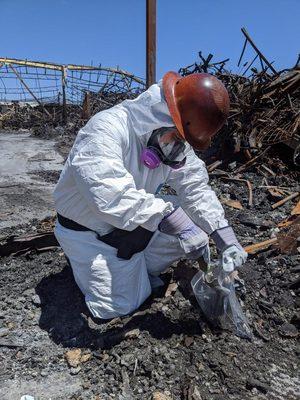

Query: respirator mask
[[141, 127, 188, 169]]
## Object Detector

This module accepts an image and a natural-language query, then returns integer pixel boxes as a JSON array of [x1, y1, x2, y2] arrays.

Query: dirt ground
[[0, 131, 63, 230], [0, 132, 299, 400]]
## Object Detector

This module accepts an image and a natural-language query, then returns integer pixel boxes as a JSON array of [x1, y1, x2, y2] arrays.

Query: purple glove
[[211, 226, 247, 271], [159, 207, 208, 256], [211, 226, 240, 248]]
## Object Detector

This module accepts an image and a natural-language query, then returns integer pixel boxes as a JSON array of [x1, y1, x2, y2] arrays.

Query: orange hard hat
[[162, 71, 230, 150]]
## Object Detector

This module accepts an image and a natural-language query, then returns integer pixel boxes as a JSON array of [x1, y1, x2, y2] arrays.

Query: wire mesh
[[0, 58, 145, 105]]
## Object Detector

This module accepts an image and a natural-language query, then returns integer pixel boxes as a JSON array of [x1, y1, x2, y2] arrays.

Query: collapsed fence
[[0, 57, 145, 122]]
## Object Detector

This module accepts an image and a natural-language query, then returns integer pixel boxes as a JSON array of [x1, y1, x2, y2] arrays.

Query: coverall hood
[[121, 81, 175, 140]]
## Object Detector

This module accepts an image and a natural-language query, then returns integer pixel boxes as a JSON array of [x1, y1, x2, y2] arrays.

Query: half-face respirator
[[141, 127, 188, 170]]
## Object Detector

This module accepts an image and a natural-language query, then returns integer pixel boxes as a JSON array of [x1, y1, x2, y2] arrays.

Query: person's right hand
[[220, 244, 247, 272]]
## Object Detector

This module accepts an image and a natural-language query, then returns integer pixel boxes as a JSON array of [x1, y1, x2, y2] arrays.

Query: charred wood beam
[[0, 232, 59, 257]]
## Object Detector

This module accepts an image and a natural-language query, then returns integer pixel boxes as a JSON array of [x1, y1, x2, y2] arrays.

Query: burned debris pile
[[180, 54, 299, 153], [180, 28, 299, 159], [1, 30, 299, 165]]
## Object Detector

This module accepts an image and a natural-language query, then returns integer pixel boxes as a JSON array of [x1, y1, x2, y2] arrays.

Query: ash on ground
[[0, 136, 299, 399]]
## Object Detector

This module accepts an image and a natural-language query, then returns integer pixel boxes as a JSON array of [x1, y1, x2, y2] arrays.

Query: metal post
[[82, 91, 91, 120], [146, 0, 156, 87], [61, 66, 67, 124]]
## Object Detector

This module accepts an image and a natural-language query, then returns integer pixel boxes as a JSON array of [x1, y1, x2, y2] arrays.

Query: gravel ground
[[0, 145, 299, 400]]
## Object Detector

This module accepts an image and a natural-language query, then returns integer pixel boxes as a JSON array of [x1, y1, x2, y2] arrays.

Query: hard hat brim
[[162, 71, 186, 141]]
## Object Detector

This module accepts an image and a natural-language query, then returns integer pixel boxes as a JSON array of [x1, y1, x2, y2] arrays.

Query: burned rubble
[[0, 145, 299, 399], [0, 33, 300, 400]]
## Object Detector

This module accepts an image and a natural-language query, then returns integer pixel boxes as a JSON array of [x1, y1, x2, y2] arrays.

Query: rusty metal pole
[[146, 0, 156, 87], [82, 91, 91, 120], [61, 66, 67, 124]]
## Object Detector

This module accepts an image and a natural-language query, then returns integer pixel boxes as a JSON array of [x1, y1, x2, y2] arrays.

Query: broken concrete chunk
[[124, 328, 140, 339], [184, 336, 194, 347], [188, 385, 203, 400], [70, 366, 81, 375], [31, 294, 41, 306], [165, 282, 178, 297], [0, 328, 9, 337], [65, 348, 82, 368], [152, 392, 172, 400], [80, 352, 92, 363]]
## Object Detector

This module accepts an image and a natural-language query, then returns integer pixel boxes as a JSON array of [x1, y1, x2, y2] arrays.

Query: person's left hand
[[220, 244, 248, 272]]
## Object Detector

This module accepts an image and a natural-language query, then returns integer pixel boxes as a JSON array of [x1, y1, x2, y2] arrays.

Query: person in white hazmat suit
[[53, 71, 247, 320]]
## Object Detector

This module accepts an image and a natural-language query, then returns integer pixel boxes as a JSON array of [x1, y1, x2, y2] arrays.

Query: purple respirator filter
[[140, 148, 161, 169]]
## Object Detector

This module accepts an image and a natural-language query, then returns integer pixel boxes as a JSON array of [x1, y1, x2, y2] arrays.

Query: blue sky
[[1, 0, 299, 80]]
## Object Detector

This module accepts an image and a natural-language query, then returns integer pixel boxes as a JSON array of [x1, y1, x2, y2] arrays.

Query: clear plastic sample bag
[[191, 267, 252, 339]]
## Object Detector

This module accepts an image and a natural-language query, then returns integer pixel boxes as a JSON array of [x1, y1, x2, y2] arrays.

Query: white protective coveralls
[[53, 81, 228, 319]]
